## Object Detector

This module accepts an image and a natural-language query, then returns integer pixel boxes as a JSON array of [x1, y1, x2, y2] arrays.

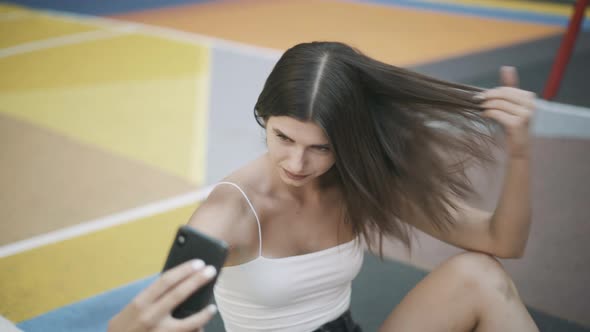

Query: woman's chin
[[281, 177, 306, 187], [280, 173, 312, 187]]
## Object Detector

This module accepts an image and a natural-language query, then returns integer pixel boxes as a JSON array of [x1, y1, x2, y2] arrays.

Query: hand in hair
[[107, 260, 218, 332], [477, 66, 536, 159]]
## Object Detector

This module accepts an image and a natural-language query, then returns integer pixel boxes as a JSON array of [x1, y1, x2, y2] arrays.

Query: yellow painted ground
[[0, 5, 209, 320], [0, 33, 210, 185], [0, 203, 199, 322], [0, 3, 28, 14], [0, 12, 99, 48]]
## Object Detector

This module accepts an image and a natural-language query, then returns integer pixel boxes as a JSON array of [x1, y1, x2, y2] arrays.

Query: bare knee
[[443, 252, 519, 303]]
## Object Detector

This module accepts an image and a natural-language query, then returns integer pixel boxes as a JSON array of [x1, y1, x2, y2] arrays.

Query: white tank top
[[212, 182, 364, 332]]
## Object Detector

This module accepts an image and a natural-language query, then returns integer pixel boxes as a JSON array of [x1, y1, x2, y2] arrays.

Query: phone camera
[[177, 234, 186, 246]]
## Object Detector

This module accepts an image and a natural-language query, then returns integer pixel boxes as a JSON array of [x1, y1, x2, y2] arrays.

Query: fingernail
[[191, 259, 205, 271], [202, 266, 217, 278], [206, 304, 218, 314], [473, 93, 485, 101]]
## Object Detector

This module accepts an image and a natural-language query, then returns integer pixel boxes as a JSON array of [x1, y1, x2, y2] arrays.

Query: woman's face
[[266, 116, 335, 187]]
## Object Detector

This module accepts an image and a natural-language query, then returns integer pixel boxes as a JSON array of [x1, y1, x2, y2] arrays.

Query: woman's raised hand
[[478, 66, 536, 159], [108, 259, 218, 332]]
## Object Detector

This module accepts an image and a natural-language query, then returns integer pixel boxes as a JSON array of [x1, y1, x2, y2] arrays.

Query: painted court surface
[[1, 0, 589, 330]]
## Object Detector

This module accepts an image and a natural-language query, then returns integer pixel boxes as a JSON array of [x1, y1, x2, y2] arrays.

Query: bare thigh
[[379, 252, 537, 332]]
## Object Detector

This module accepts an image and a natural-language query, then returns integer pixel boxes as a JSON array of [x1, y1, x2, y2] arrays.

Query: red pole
[[543, 0, 588, 100]]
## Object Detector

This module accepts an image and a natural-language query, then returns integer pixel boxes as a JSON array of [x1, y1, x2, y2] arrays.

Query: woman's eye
[[316, 147, 330, 153]]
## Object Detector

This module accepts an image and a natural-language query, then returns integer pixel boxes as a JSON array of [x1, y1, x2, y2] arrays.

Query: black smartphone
[[161, 225, 229, 318]]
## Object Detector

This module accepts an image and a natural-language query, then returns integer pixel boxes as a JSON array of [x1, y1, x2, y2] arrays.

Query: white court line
[[0, 315, 22, 332], [39, 9, 283, 60], [0, 8, 281, 60], [0, 185, 215, 258], [0, 28, 134, 59]]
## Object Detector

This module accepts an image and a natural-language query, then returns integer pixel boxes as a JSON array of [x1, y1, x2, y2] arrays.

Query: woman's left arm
[[411, 67, 535, 258], [476, 67, 535, 258]]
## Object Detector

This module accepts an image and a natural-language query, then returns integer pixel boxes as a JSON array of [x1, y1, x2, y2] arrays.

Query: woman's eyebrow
[[273, 128, 291, 138], [273, 128, 330, 148], [272, 128, 287, 136]]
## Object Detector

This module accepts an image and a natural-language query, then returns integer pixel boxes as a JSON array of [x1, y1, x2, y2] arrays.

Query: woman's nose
[[287, 149, 306, 173]]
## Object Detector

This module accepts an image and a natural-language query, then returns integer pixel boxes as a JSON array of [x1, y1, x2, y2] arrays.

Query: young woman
[[187, 41, 538, 332]]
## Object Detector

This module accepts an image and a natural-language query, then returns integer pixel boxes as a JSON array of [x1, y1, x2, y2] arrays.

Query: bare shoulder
[[187, 156, 268, 263], [187, 183, 248, 240]]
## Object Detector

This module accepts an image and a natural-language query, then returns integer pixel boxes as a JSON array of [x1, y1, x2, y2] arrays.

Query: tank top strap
[[213, 181, 263, 257]]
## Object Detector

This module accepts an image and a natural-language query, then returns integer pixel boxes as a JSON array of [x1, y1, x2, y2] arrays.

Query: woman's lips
[[283, 168, 309, 180]]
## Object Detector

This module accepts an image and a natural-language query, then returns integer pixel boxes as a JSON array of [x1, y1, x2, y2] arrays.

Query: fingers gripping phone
[[161, 225, 229, 319]]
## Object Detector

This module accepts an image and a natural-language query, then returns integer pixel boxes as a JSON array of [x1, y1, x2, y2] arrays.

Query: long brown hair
[[254, 41, 496, 255]]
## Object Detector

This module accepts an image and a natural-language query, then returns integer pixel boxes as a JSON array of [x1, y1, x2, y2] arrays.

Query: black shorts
[[313, 310, 362, 332]]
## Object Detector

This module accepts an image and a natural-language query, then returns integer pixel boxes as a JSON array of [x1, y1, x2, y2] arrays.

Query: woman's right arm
[[107, 185, 252, 332], [186, 184, 258, 267]]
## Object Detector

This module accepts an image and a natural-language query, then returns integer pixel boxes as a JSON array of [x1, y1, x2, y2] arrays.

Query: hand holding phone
[[161, 225, 229, 318], [107, 260, 218, 332]]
